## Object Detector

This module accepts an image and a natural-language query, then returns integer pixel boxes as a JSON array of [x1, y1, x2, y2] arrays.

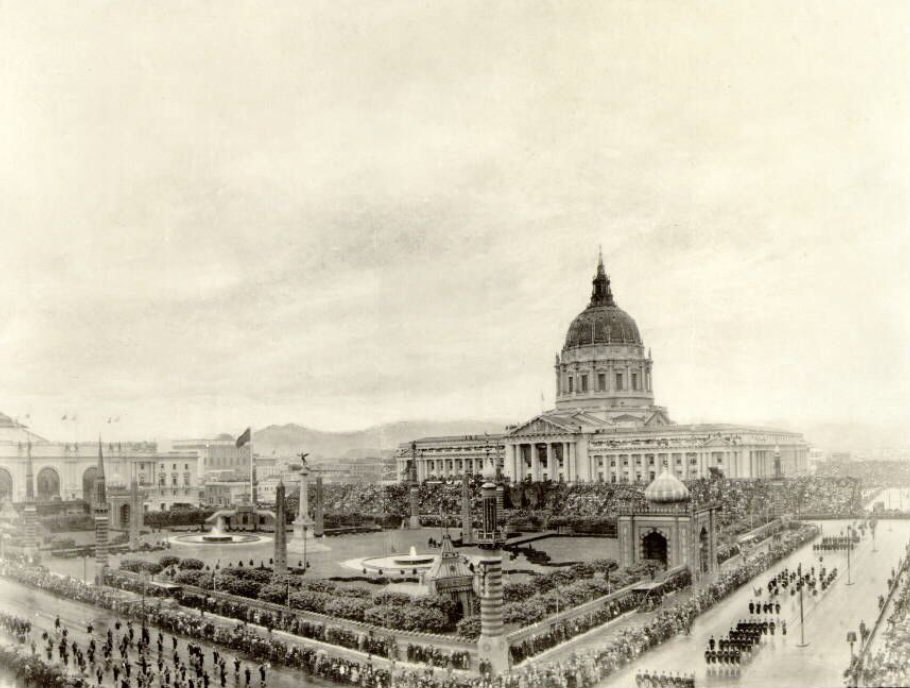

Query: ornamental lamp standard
[[847, 630, 858, 676], [796, 571, 809, 648], [846, 537, 854, 586]]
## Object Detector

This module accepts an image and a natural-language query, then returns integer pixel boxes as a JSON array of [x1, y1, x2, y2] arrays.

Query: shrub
[[175, 570, 212, 588], [503, 581, 537, 603], [323, 597, 371, 622], [288, 590, 331, 614], [456, 616, 482, 639], [257, 583, 289, 605], [372, 591, 414, 606], [220, 567, 271, 584], [159, 555, 180, 569], [217, 577, 262, 599], [178, 558, 205, 571]]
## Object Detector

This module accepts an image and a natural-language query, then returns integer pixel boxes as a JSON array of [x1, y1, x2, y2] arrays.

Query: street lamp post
[[797, 573, 809, 648], [846, 539, 854, 586], [847, 630, 858, 685]]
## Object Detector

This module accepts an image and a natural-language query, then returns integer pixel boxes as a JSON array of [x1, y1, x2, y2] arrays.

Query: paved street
[[594, 519, 910, 688], [0, 577, 336, 688]]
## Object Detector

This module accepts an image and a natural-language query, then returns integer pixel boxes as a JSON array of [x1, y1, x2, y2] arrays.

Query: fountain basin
[[360, 547, 439, 573], [201, 534, 235, 543], [169, 533, 271, 546]]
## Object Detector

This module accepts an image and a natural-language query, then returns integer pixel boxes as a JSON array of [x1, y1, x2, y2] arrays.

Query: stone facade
[[0, 438, 200, 510]]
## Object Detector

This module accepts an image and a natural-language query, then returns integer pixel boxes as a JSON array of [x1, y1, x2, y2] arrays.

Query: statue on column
[[293, 452, 315, 541]]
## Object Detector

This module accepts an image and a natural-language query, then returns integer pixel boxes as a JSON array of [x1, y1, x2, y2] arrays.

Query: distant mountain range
[[253, 419, 509, 461]]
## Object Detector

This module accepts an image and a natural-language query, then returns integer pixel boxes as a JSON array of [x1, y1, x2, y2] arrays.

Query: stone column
[[477, 552, 508, 674], [94, 498, 109, 585], [313, 476, 324, 537], [273, 481, 288, 576], [461, 473, 473, 544], [293, 466, 314, 541], [408, 485, 420, 529], [129, 479, 141, 551]]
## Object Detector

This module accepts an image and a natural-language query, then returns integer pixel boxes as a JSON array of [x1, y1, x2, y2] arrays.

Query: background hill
[[252, 419, 509, 461]]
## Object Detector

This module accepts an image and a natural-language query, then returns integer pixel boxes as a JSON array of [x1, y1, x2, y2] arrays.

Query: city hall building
[[398, 255, 808, 484]]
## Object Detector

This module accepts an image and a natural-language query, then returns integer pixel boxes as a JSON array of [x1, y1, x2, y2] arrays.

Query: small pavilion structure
[[616, 466, 718, 580], [426, 533, 475, 618]]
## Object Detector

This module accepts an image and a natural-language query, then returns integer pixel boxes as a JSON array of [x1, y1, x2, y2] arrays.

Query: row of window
[[158, 472, 193, 487], [564, 371, 647, 394]]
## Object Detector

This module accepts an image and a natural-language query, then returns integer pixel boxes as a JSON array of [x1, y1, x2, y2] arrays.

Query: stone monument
[[273, 480, 288, 576]]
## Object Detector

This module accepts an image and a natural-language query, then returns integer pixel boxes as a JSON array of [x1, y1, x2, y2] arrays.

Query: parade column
[[23, 440, 39, 564], [94, 439, 110, 585], [273, 480, 288, 576], [477, 480, 508, 674]]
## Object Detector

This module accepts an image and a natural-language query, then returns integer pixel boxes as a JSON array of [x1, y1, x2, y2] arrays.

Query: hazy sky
[[1, 1, 908, 443]]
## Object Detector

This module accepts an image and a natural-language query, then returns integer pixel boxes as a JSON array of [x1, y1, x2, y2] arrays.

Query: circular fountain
[[169, 519, 271, 546], [359, 546, 438, 573]]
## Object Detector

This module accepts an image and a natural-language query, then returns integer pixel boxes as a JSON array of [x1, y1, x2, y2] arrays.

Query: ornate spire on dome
[[590, 250, 616, 308]]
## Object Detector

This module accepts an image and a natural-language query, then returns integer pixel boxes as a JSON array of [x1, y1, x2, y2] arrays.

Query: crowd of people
[[405, 645, 470, 670], [844, 539, 910, 686], [634, 669, 694, 688], [0, 522, 822, 688], [815, 535, 858, 552], [0, 608, 274, 688], [314, 476, 861, 528]]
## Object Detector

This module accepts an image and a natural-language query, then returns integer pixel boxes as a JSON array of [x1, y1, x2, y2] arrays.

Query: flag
[[236, 427, 252, 448]]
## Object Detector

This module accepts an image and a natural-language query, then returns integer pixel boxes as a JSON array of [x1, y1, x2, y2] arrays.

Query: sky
[[0, 1, 908, 444]]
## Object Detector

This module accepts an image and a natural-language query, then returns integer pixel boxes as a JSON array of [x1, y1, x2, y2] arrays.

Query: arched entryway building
[[642, 530, 668, 566], [36, 467, 60, 501], [0, 468, 12, 501], [82, 467, 98, 503]]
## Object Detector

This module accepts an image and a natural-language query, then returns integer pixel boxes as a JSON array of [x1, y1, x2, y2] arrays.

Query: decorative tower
[[273, 480, 288, 576], [128, 477, 142, 551], [475, 476, 508, 674], [93, 439, 110, 585], [314, 476, 325, 537], [293, 454, 314, 542], [23, 440, 38, 564], [460, 473, 473, 545]]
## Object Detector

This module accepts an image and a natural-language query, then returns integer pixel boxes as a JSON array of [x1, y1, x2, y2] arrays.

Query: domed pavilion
[[616, 464, 719, 580]]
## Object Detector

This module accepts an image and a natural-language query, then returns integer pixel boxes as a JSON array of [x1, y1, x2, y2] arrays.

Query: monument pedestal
[[477, 635, 509, 674], [293, 517, 315, 540]]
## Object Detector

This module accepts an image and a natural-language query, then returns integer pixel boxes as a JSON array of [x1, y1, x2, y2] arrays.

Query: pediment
[[702, 435, 732, 448], [508, 415, 576, 436], [644, 410, 671, 427]]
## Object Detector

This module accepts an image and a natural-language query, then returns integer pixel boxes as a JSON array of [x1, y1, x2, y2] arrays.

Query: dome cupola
[[553, 251, 661, 418], [563, 255, 642, 349], [644, 467, 690, 503]]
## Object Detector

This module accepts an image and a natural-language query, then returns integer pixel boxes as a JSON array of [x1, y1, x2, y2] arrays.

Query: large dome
[[644, 468, 690, 503], [563, 256, 642, 349], [564, 306, 642, 348]]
